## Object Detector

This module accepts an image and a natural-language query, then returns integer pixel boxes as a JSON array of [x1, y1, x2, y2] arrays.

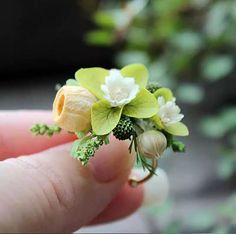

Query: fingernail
[[130, 168, 169, 206], [90, 137, 133, 183]]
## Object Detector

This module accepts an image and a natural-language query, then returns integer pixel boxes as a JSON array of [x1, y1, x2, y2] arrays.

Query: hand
[[0, 111, 143, 232]]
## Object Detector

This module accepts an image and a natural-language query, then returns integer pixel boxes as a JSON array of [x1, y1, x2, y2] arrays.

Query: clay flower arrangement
[[31, 64, 189, 187]]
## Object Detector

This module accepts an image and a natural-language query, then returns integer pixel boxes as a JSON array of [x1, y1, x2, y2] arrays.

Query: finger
[[90, 183, 144, 225], [0, 111, 76, 160], [0, 137, 138, 233]]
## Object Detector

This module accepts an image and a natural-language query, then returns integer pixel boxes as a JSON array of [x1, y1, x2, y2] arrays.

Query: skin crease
[[0, 111, 143, 233]]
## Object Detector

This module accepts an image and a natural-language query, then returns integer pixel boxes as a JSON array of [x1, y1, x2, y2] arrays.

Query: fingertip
[[89, 136, 134, 183], [90, 183, 144, 225], [0, 110, 76, 159]]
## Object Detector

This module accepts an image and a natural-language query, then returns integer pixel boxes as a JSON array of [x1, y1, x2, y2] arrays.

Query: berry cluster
[[113, 116, 135, 140], [146, 82, 161, 93]]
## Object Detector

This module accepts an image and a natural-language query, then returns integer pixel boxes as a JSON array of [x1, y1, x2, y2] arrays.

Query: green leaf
[[91, 100, 122, 135], [123, 89, 158, 118], [85, 30, 114, 46], [121, 63, 148, 88], [154, 87, 173, 101], [171, 140, 186, 152], [200, 117, 226, 138], [66, 79, 79, 86], [75, 67, 109, 99], [75, 131, 85, 138], [176, 84, 204, 104], [94, 11, 115, 28], [70, 139, 81, 159], [165, 122, 189, 136], [201, 55, 234, 81], [170, 31, 203, 53]]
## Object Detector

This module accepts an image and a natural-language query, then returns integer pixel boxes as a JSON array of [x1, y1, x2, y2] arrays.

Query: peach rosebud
[[53, 85, 96, 133]]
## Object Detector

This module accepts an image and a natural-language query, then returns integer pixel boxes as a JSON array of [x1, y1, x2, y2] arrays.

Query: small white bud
[[137, 130, 167, 159]]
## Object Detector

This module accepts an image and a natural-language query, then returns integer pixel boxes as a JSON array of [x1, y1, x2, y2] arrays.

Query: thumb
[[0, 137, 134, 232]]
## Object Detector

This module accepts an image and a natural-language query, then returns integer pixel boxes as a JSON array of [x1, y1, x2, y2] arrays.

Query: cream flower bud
[[137, 130, 167, 159], [53, 85, 97, 133]]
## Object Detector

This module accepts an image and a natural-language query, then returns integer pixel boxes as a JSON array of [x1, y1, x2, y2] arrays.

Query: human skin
[[0, 111, 143, 233]]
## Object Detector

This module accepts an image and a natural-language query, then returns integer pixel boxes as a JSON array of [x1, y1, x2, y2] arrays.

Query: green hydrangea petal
[[123, 89, 158, 118], [154, 88, 173, 101], [151, 115, 164, 130], [75, 68, 109, 99], [91, 100, 122, 135], [66, 79, 79, 86], [164, 122, 189, 136], [121, 64, 148, 88]]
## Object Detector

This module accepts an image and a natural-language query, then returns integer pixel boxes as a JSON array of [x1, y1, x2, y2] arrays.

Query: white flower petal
[[101, 69, 140, 107], [157, 96, 184, 125]]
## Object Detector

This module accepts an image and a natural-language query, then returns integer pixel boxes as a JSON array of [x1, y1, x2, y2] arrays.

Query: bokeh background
[[1, 0, 236, 233]]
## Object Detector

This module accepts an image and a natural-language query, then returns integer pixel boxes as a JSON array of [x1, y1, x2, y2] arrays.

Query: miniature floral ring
[[31, 63, 189, 187]]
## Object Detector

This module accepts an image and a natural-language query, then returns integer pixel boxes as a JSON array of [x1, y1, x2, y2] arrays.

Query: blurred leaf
[[127, 27, 149, 48], [200, 117, 226, 138], [94, 11, 116, 28], [218, 156, 235, 179], [163, 220, 182, 234], [144, 200, 173, 217], [115, 51, 150, 67], [171, 53, 193, 73], [219, 107, 236, 131], [201, 107, 236, 138], [219, 192, 236, 217], [187, 212, 215, 231], [190, 0, 210, 9], [111, 10, 130, 29], [85, 30, 113, 46], [149, 60, 176, 87], [205, 2, 230, 38], [213, 226, 229, 234], [170, 31, 204, 53], [153, 18, 181, 40], [176, 84, 204, 104], [153, 0, 187, 16], [229, 133, 236, 147], [201, 55, 234, 81], [126, 0, 149, 16], [231, 0, 236, 20]]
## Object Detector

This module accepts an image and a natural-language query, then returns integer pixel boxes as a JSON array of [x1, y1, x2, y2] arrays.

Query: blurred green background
[[84, 0, 236, 233], [0, 0, 235, 233]]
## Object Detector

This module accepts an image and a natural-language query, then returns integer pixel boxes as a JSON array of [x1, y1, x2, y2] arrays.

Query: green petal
[[154, 88, 173, 101], [75, 67, 109, 99], [91, 100, 122, 135], [151, 115, 164, 130], [165, 122, 189, 136], [121, 63, 148, 88], [123, 89, 158, 118], [66, 79, 79, 86]]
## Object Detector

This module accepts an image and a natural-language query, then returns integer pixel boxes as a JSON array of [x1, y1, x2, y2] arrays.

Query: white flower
[[157, 96, 184, 126], [101, 69, 139, 107]]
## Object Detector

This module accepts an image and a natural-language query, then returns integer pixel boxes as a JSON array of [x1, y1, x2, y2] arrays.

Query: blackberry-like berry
[[113, 116, 135, 140], [147, 82, 161, 93]]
